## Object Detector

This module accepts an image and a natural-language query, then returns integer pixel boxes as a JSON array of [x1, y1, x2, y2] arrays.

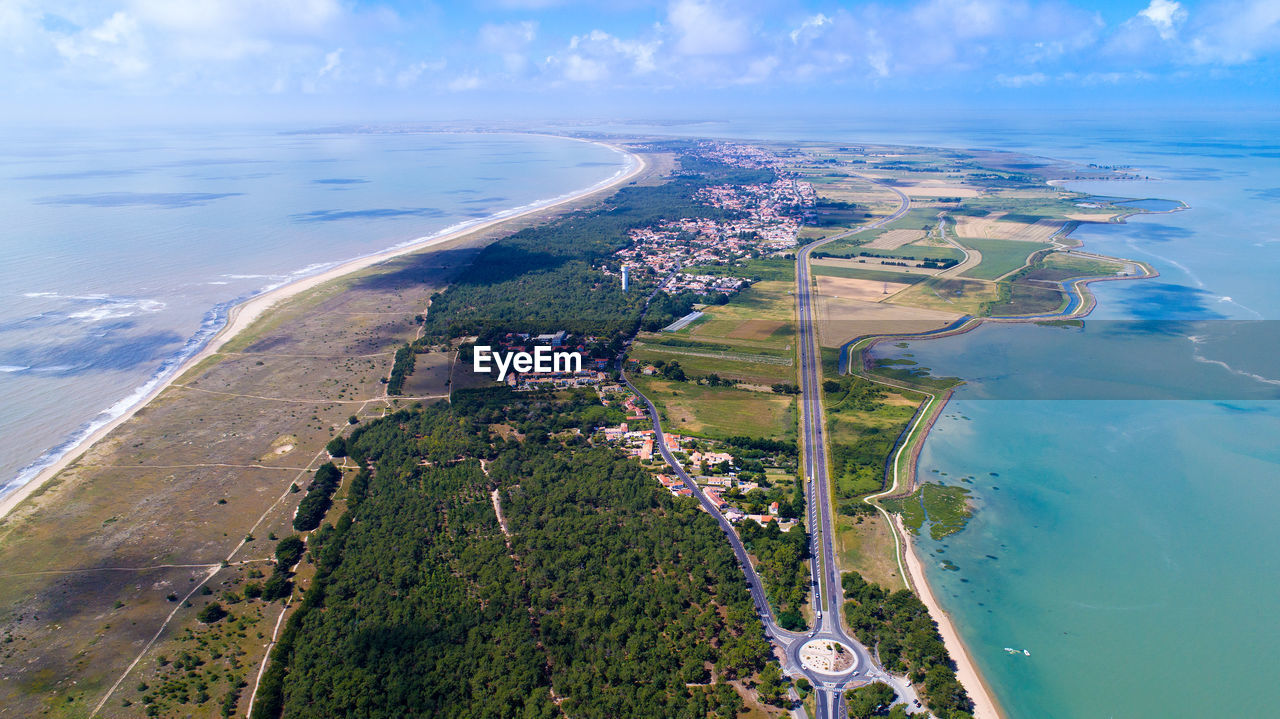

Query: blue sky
[[2, 0, 1277, 124]]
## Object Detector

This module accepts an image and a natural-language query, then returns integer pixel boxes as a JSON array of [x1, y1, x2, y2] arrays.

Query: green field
[[982, 281, 1067, 317], [628, 343, 795, 386], [957, 238, 1052, 280], [683, 258, 796, 283], [631, 376, 798, 441], [813, 239, 963, 263], [1025, 251, 1127, 281], [823, 375, 925, 504], [882, 483, 973, 540]]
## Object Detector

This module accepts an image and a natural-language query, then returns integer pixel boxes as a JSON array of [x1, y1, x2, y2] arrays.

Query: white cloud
[[667, 0, 750, 56], [996, 71, 1047, 87], [552, 29, 659, 83], [52, 10, 148, 76], [1188, 0, 1280, 64], [448, 73, 482, 91], [480, 20, 538, 74], [126, 0, 343, 61], [789, 13, 831, 44], [396, 59, 446, 88], [563, 54, 607, 82], [318, 48, 342, 77], [1138, 0, 1186, 41]]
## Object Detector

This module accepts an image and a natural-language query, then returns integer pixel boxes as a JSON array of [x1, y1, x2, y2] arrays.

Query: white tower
[[621, 264, 630, 292]]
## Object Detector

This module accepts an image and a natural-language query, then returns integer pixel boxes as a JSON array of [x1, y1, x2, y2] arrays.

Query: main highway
[[623, 175, 921, 718], [794, 177, 916, 718]]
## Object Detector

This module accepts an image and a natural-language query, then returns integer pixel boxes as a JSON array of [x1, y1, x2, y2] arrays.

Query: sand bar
[[0, 138, 645, 522]]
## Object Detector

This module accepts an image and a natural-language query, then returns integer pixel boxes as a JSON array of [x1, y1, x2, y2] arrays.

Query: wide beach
[[0, 137, 644, 524]]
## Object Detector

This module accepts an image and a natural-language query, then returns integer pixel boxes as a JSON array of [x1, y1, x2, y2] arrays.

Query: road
[[622, 176, 925, 718], [795, 178, 923, 718]]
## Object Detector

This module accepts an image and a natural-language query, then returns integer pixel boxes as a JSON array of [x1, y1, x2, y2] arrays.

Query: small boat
[[1024, 650, 1031, 656]]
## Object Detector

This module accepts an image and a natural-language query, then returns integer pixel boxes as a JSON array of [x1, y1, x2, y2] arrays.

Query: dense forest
[[253, 393, 778, 719], [737, 520, 811, 630], [842, 572, 974, 719], [417, 156, 775, 342]]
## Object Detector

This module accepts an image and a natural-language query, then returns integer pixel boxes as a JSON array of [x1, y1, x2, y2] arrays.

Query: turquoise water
[[0, 130, 628, 497], [857, 122, 1280, 717], [597, 115, 1280, 715]]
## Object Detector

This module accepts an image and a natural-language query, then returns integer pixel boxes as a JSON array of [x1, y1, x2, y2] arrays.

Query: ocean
[[585, 114, 1280, 716], [0, 129, 630, 500]]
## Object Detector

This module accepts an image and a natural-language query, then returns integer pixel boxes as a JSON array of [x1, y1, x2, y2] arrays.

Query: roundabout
[[798, 638, 859, 676]]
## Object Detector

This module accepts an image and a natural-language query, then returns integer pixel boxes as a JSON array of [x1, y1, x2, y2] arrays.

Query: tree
[[755, 663, 787, 706], [274, 535, 305, 569], [325, 436, 347, 458], [197, 602, 227, 624], [845, 683, 896, 718], [261, 572, 292, 601]]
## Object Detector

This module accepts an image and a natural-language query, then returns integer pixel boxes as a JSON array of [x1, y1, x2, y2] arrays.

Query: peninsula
[[0, 135, 1170, 719]]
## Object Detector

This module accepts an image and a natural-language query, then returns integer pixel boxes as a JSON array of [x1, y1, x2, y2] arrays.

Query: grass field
[[628, 343, 794, 386], [683, 258, 796, 283], [1025, 251, 1127, 281], [984, 281, 1067, 317], [956, 238, 1052, 280], [824, 378, 924, 500], [811, 264, 928, 284], [891, 277, 998, 316], [835, 512, 904, 590], [882, 483, 973, 540], [630, 376, 797, 441]]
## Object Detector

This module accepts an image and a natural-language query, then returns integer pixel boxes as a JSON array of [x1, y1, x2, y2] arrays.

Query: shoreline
[[858, 258, 1161, 719], [0, 137, 646, 523], [898, 515, 1003, 719]]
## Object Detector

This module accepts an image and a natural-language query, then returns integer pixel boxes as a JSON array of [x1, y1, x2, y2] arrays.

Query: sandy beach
[[898, 516, 1004, 719], [0, 139, 645, 523]]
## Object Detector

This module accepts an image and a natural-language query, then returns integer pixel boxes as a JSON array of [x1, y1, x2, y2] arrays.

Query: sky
[[1, 0, 1277, 126]]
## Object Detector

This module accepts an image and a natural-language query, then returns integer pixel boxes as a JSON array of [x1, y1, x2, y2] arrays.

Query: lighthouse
[[621, 264, 630, 292]]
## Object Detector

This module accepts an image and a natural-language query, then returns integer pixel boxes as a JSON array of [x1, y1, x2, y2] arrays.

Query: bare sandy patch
[[865, 229, 926, 250], [901, 181, 982, 198], [817, 275, 911, 302], [813, 277, 960, 347], [954, 212, 1064, 243], [725, 320, 787, 341]]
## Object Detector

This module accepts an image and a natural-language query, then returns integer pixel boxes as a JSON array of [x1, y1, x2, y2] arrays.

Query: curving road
[[622, 175, 925, 719]]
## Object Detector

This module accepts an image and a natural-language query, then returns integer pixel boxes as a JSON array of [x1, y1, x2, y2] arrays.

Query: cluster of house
[[489, 330, 612, 390], [596, 417, 796, 531], [601, 145, 818, 298], [695, 141, 787, 169]]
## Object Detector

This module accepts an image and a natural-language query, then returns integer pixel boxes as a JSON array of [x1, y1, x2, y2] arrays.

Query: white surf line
[[1, 139, 646, 525]]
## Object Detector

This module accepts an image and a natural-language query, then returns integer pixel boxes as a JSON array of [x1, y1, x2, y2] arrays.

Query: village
[[605, 143, 817, 298], [593, 386, 800, 533]]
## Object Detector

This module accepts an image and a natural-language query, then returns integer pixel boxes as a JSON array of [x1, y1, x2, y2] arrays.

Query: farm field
[[630, 376, 797, 442], [956, 238, 1052, 280]]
